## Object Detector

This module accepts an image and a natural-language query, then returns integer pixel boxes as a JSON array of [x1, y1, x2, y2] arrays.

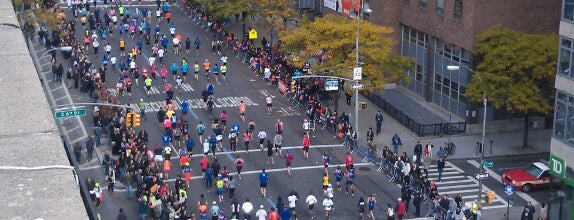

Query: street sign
[[55, 109, 86, 118], [475, 173, 490, 179], [325, 80, 339, 91], [505, 185, 514, 195], [352, 84, 364, 89], [482, 160, 494, 168], [353, 67, 362, 80]]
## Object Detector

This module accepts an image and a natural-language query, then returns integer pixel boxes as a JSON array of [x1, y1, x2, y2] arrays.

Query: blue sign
[[505, 185, 514, 195], [507, 196, 514, 204]]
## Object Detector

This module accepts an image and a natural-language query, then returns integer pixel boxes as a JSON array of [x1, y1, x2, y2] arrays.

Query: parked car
[[501, 162, 551, 192]]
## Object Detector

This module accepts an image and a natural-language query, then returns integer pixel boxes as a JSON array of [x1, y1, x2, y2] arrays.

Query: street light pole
[[38, 46, 73, 61], [353, 1, 363, 138], [447, 65, 486, 217]]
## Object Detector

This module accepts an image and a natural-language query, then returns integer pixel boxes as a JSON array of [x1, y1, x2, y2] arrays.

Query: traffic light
[[125, 113, 133, 127], [132, 113, 141, 127]]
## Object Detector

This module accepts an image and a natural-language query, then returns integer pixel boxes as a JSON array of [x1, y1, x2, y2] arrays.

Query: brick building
[[323, 0, 560, 123]]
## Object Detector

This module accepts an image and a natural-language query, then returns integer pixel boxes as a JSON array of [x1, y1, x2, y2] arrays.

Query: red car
[[501, 162, 551, 192]]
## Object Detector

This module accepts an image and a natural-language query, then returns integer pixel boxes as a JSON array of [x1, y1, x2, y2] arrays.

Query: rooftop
[[0, 2, 87, 219]]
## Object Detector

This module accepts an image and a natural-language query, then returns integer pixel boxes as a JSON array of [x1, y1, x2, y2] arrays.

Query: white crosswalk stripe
[[421, 162, 509, 210]]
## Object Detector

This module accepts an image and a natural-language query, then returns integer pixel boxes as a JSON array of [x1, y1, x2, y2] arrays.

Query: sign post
[[505, 185, 514, 218]]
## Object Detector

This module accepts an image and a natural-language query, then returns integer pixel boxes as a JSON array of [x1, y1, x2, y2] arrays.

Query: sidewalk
[[330, 87, 551, 161]]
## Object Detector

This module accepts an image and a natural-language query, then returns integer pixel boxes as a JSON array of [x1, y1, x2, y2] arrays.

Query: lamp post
[[447, 65, 487, 217]]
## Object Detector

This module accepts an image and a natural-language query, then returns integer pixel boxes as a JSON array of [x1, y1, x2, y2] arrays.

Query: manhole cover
[[359, 167, 371, 171]]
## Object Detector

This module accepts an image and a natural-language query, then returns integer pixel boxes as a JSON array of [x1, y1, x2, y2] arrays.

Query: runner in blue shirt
[[322, 152, 330, 174], [170, 62, 178, 81], [232, 122, 240, 134], [162, 132, 172, 147], [181, 100, 189, 119], [185, 135, 195, 156], [334, 165, 344, 191], [259, 169, 269, 197]]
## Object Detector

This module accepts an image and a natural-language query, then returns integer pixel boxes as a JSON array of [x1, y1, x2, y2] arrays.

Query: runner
[[358, 197, 367, 219], [248, 118, 256, 138], [288, 189, 299, 219], [302, 134, 310, 159], [305, 191, 318, 218], [273, 133, 283, 156], [212, 63, 220, 84], [284, 149, 294, 176], [203, 59, 211, 80], [346, 167, 356, 196], [193, 61, 200, 81], [220, 63, 228, 81], [216, 175, 224, 202], [322, 172, 330, 194], [220, 110, 228, 131], [345, 152, 354, 170], [302, 119, 311, 137], [367, 193, 377, 220], [259, 169, 269, 197], [257, 129, 267, 151], [238, 100, 246, 122], [266, 140, 274, 165], [182, 162, 192, 188], [242, 129, 251, 152], [334, 165, 344, 191], [197, 121, 205, 143], [233, 155, 244, 180], [322, 152, 330, 174], [229, 128, 238, 152], [275, 119, 283, 134], [322, 196, 334, 219], [265, 95, 272, 114]]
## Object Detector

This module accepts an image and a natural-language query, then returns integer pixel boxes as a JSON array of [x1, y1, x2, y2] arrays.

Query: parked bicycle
[[438, 123, 459, 137]]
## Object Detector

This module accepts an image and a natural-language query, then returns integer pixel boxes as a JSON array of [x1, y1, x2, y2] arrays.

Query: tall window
[[436, 0, 444, 15], [453, 0, 463, 21], [559, 37, 574, 78], [553, 90, 574, 146], [564, 0, 574, 21], [418, 0, 427, 8]]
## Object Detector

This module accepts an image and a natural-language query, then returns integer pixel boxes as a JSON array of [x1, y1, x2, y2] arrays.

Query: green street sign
[[482, 160, 494, 168], [550, 154, 566, 178], [55, 109, 86, 118]]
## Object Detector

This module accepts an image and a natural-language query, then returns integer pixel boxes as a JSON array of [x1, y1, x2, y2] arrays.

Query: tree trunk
[[523, 112, 529, 148]]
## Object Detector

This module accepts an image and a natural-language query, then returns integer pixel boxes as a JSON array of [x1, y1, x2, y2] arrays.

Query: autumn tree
[[279, 14, 412, 92], [467, 26, 558, 148], [194, 0, 247, 21]]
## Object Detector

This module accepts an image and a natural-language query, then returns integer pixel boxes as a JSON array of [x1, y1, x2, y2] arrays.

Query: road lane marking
[[467, 160, 539, 206], [165, 162, 371, 182], [171, 144, 343, 159]]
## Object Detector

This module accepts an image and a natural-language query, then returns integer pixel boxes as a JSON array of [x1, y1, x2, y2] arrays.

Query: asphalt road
[[36, 3, 410, 219]]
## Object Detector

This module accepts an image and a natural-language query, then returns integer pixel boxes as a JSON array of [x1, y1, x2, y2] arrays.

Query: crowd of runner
[[34, 0, 488, 219]]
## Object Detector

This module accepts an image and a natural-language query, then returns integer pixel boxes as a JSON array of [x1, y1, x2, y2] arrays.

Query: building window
[[402, 25, 428, 48], [415, 64, 423, 81], [564, 0, 574, 21], [419, 0, 427, 8], [559, 37, 574, 78], [436, 0, 444, 15], [453, 0, 463, 21], [553, 91, 574, 145], [435, 40, 469, 64]]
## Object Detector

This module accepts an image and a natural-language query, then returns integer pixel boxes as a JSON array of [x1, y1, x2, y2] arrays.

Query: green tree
[[467, 26, 558, 148], [279, 14, 411, 92]]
